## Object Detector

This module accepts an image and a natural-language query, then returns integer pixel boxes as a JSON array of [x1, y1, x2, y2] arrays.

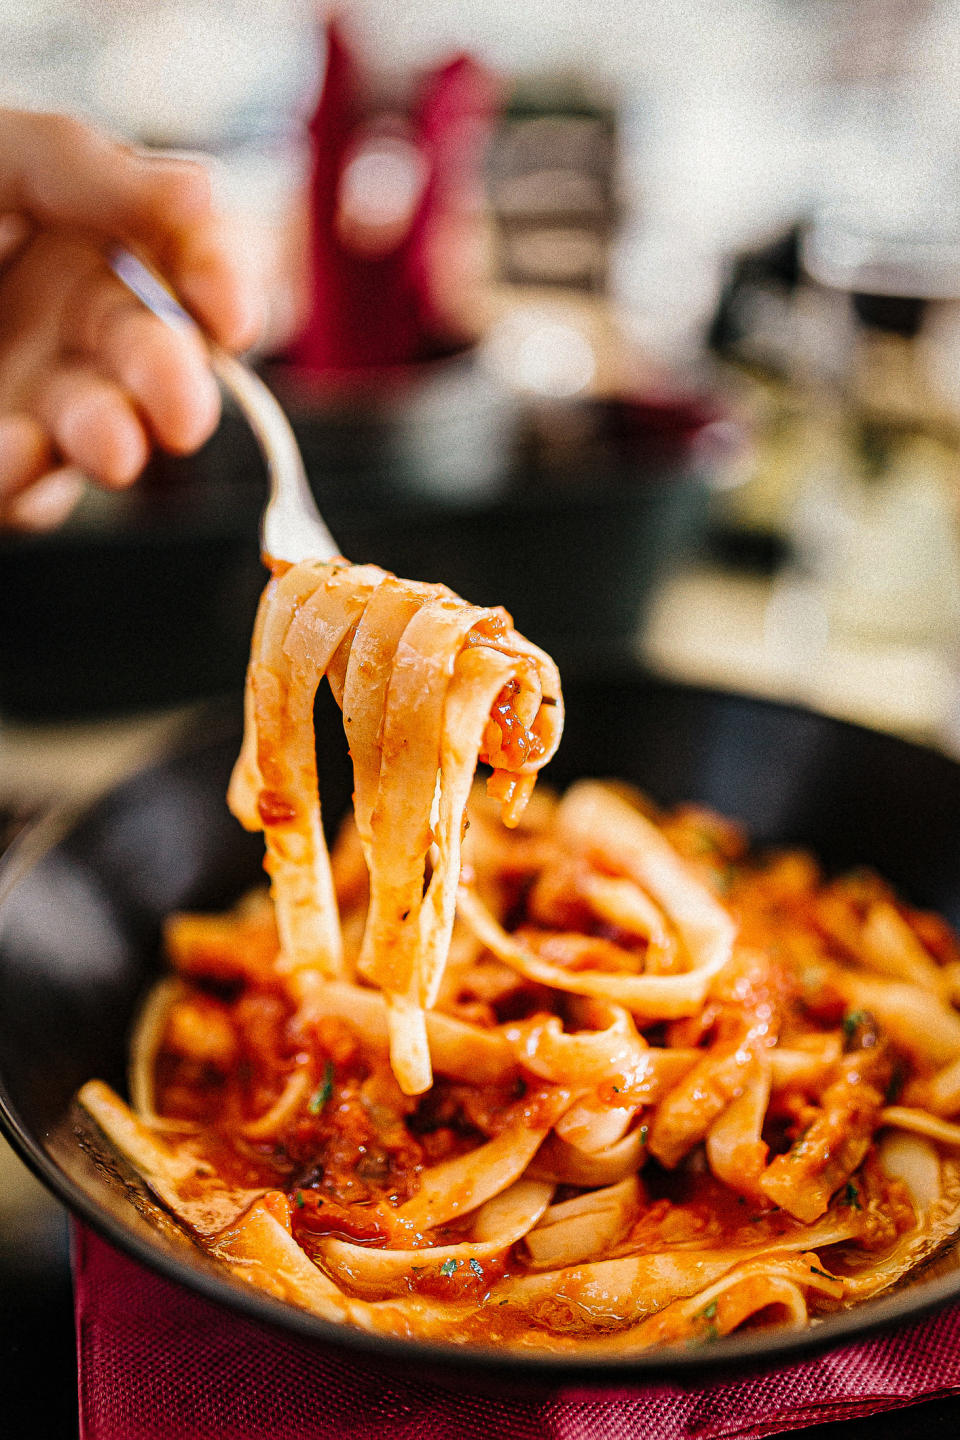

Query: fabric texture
[[73, 1222, 960, 1440], [285, 21, 495, 376]]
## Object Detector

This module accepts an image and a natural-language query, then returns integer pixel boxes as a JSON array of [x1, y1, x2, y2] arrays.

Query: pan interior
[[3, 676, 960, 1378]]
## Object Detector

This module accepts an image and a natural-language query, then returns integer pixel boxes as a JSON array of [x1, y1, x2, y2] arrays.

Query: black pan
[[3, 674, 960, 1387]]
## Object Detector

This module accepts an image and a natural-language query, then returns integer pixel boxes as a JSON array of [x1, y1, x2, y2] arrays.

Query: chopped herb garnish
[[843, 1009, 868, 1039], [810, 1266, 832, 1280], [790, 1125, 811, 1157], [440, 1258, 458, 1277], [294, 1190, 305, 1208], [844, 1181, 862, 1211], [611, 1086, 620, 1094], [469, 1258, 484, 1280], [714, 865, 736, 896], [639, 1124, 649, 1145], [699, 1299, 718, 1320], [308, 1059, 334, 1115], [687, 1323, 720, 1348], [410, 1265, 424, 1274]]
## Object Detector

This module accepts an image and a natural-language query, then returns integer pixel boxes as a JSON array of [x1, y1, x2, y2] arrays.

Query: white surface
[[642, 563, 959, 748]]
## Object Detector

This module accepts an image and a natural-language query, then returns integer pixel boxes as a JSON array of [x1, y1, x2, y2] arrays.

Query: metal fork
[[108, 249, 338, 564]]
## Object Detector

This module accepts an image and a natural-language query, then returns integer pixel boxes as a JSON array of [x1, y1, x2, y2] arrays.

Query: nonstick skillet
[[2, 674, 960, 1385]]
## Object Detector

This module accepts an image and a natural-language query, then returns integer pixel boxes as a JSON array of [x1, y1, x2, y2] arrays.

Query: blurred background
[[4, 0, 960, 1422], [6, 1, 960, 738]]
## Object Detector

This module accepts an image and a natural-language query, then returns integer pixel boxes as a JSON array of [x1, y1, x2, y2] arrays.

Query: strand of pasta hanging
[[226, 558, 563, 1095]]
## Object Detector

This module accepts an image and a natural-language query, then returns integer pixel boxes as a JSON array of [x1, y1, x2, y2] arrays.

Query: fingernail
[[6, 469, 86, 532]]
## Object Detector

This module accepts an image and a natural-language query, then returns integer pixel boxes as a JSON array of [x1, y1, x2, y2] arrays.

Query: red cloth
[[73, 1221, 960, 1440], [286, 22, 496, 376]]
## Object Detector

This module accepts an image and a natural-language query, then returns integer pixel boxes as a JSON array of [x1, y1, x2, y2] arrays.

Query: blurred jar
[[800, 213, 960, 651]]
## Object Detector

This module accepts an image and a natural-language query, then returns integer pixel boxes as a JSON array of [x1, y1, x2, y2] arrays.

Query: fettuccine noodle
[[78, 558, 960, 1352]]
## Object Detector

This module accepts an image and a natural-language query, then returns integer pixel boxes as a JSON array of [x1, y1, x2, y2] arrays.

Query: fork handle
[[210, 348, 339, 564], [109, 248, 339, 565]]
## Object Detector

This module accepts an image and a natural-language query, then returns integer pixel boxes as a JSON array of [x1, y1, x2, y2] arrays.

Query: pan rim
[[3, 680, 960, 1382]]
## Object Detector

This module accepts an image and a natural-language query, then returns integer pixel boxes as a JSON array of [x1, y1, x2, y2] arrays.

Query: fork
[[108, 249, 339, 565]]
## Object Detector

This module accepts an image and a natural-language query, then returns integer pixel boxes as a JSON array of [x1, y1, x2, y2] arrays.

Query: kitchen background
[[4, 0, 960, 1419]]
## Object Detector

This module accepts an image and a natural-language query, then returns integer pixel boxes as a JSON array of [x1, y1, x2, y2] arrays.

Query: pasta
[[78, 558, 960, 1352]]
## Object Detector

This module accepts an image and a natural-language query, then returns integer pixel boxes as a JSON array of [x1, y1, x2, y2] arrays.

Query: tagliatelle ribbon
[[227, 560, 562, 1093]]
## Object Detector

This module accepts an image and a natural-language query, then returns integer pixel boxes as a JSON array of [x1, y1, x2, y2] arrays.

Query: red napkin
[[73, 1221, 960, 1440], [286, 21, 496, 377]]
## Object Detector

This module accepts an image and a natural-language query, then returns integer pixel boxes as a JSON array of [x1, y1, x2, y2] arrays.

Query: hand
[[0, 110, 262, 529]]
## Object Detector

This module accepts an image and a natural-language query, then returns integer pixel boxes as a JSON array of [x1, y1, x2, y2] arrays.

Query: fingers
[[0, 109, 265, 528], [0, 212, 30, 268], [1, 328, 210, 526], [0, 111, 209, 249], [33, 364, 149, 488], [0, 236, 224, 495], [0, 110, 262, 351], [101, 308, 221, 454], [0, 413, 84, 531], [163, 211, 263, 353], [74, 278, 221, 454], [0, 412, 52, 495], [3, 469, 85, 531]]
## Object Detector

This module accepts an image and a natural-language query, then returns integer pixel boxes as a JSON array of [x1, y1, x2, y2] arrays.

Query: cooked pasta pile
[[79, 559, 960, 1351]]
